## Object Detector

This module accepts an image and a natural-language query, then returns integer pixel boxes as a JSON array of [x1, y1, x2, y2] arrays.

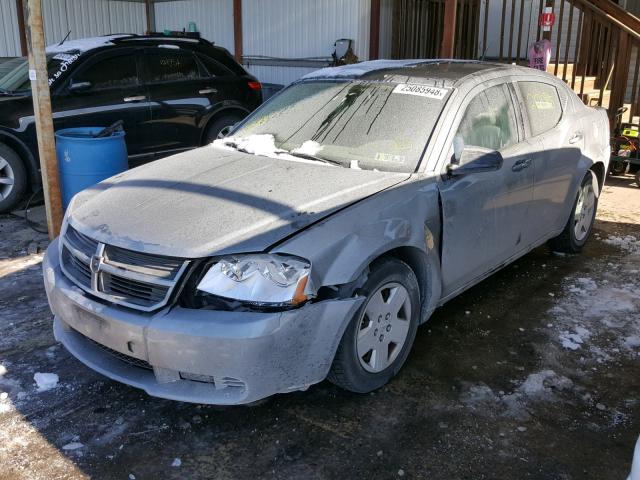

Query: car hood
[[69, 147, 410, 258]]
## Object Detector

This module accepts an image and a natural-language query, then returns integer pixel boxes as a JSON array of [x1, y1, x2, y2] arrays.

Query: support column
[[145, 0, 155, 34], [440, 0, 457, 58], [16, 0, 28, 56], [369, 0, 381, 60], [233, 0, 243, 63], [25, 0, 63, 238]]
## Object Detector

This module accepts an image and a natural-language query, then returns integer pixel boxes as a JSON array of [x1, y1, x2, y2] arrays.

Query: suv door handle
[[512, 158, 532, 172], [123, 95, 146, 103], [569, 131, 583, 144], [199, 88, 218, 95]]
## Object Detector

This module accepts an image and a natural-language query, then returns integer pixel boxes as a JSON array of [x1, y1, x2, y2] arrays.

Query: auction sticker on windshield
[[393, 83, 449, 99]]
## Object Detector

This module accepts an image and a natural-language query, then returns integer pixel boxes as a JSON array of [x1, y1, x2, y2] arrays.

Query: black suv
[[0, 34, 263, 213]]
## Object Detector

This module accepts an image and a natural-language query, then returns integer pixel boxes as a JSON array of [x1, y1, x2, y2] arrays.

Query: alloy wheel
[[356, 282, 412, 373], [0, 156, 15, 201], [573, 181, 595, 242]]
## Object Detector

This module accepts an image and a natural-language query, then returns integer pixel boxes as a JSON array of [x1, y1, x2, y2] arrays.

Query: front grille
[[82, 331, 153, 370], [60, 225, 189, 312]]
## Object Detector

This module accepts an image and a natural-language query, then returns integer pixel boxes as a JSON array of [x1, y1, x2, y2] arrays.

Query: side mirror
[[447, 147, 503, 176], [68, 81, 92, 92]]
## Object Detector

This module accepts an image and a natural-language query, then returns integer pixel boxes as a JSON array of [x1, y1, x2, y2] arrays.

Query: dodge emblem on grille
[[90, 254, 103, 274]]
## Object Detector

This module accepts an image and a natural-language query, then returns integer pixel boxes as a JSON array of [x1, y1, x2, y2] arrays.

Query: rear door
[[514, 80, 581, 241], [438, 82, 535, 297], [140, 46, 221, 154], [52, 48, 149, 157]]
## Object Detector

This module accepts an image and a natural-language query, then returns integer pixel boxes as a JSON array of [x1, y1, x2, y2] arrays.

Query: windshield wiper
[[286, 151, 342, 167]]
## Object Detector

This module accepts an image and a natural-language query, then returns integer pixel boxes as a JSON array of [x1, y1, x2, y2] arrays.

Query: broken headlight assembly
[[192, 254, 313, 309]]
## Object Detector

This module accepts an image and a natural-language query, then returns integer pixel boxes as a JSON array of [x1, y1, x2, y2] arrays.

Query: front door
[[52, 48, 150, 157], [438, 82, 535, 298]]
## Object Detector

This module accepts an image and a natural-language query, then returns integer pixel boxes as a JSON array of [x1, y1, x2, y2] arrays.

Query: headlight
[[196, 254, 312, 306]]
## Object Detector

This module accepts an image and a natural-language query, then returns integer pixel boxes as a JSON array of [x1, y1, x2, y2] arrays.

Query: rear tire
[[548, 171, 597, 254], [635, 170, 640, 188], [203, 114, 243, 144], [328, 257, 420, 393], [0, 144, 27, 214]]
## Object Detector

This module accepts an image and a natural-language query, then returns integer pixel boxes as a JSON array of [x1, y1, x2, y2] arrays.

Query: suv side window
[[456, 83, 518, 151], [144, 49, 200, 83], [73, 53, 138, 90], [197, 54, 232, 77], [518, 81, 562, 137]]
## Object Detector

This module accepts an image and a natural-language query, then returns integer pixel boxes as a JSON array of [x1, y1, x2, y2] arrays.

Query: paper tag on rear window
[[393, 83, 449, 99]]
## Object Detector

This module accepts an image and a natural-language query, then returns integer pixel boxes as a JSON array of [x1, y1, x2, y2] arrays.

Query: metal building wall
[[0, 0, 146, 57], [154, 0, 235, 52], [41, 0, 146, 45], [0, 0, 21, 57], [242, 0, 371, 85]]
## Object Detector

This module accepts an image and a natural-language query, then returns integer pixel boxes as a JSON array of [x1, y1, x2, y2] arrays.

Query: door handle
[[569, 131, 583, 144], [512, 158, 532, 172], [123, 95, 146, 103], [199, 88, 218, 95]]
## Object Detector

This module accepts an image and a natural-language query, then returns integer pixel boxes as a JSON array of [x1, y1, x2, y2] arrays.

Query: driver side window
[[456, 84, 518, 152]]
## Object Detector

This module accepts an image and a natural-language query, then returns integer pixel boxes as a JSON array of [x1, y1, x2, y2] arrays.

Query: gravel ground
[[0, 175, 639, 480]]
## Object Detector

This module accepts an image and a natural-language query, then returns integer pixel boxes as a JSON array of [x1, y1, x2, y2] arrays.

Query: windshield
[[0, 52, 81, 93], [232, 80, 450, 172]]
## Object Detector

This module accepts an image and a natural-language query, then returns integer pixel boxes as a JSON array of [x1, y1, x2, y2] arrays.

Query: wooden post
[[542, 0, 555, 42], [440, 0, 457, 58], [609, 31, 631, 130], [233, 0, 243, 63], [144, 0, 155, 34], [16, 0, 27, 56], [369, 0, 381, 60], [25, 0, 63, 239]]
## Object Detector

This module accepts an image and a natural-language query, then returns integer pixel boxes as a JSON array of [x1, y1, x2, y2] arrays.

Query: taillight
[[247, 81, 262, 90]]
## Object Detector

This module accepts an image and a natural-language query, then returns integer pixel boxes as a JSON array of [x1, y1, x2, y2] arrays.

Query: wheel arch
[[590, 161, 605, 194], [0, 131, 39, 190], [199, 106, 250, 145]]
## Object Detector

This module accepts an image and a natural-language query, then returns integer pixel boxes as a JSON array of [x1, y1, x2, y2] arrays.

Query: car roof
[[301, 59, 551, 88], [45, 34, 216, 55]]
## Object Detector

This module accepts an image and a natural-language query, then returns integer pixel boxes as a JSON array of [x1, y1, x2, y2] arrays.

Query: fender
[[0, 129, 40, 187]]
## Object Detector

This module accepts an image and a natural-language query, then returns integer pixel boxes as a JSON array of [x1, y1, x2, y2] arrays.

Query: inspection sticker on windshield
[[393, 83, 449, 99]]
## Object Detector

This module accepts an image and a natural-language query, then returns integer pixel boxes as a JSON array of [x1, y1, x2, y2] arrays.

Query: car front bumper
[[43, 239, 364, 405]]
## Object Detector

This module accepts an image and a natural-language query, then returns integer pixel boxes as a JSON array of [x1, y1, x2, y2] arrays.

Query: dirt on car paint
[[0, 175, 638, 480]]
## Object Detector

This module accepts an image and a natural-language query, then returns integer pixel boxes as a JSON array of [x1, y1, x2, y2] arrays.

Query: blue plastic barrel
[[55, 127, 128, 209]]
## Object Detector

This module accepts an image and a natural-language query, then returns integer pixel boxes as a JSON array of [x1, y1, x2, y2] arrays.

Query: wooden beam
[[369, 0, 381, 60], [233, 0, 243, 63], [144, 0, 155, 34], [440, 0, 457, 58], [25, 0, 63, 239], [542, 0, 555, 41], [16, 0, 27, 56]]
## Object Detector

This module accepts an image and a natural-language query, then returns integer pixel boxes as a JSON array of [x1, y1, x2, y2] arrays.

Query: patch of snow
[[62, 442, 84, 451], [0, 364, 6, 377], [212, 135, 332, 166], [46, 35, 132, 54], [33, 372, 59, 392], [291, 140, 323, 156], [171, 458, 182, 467], [604, 235, 640, 254], [517, 370, 573, 396], [0, 392, 7, 400], [350, 159, 361, 170]]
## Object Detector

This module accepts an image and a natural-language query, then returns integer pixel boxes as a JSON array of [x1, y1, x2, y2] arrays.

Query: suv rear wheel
[[203, 113, 243, 144], [0, 144, 27, 214]]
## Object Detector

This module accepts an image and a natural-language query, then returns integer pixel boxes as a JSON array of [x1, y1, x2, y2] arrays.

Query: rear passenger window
[[197, 54, 232, 76], [144, 50, 199, 83], [518, 81, 562, 137], [456, 84, 518, 151]]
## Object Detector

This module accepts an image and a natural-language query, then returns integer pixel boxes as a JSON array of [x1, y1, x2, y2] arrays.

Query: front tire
[[0, 144, 27, 214], [548, 171, 598, 254], [328, 257, 420, 393]]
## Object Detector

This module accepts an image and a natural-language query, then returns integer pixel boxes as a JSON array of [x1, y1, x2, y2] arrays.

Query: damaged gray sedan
[[43, 60, 610, 404]]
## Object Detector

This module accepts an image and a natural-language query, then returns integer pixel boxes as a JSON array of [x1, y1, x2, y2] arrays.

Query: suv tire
[[0, 144, 27, 214], [203, 114, 243, 144]]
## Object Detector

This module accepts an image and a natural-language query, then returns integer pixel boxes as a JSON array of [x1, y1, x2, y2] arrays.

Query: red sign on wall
[[539, 8, 556, 31]]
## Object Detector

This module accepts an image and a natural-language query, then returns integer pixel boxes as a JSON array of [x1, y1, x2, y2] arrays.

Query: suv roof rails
[[115, 33, 215, 47]]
